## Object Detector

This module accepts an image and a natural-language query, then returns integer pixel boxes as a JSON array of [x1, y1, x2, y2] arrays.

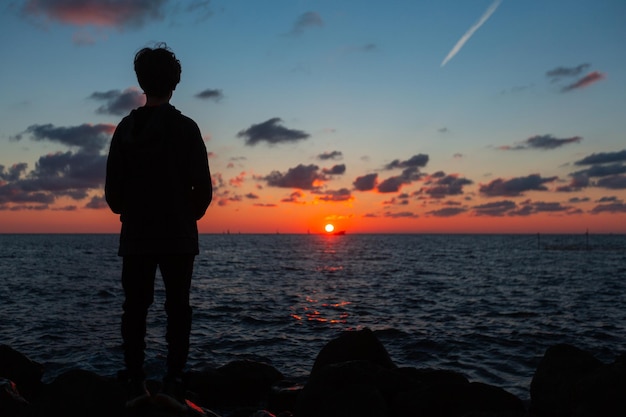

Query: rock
[[299, 330, 526, 417], [571, 353, 626, 417], [0, 345, 44, 401], [530, 344, 603, 416], [267, 380, 303, 416], [296, 360, 402, 417], [393, 381, 525, 417], [185, 360, 284, 408], [396, 367, 469, 387], [25, 369, 126, 417], [1, 378, 29, 416], [311, 328, 396, 375]]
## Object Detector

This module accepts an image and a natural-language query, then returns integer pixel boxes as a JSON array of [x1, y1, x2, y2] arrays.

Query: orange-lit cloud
[[229, 172, 246, 187], [22, 0, 168, 28], [264, 164, 327, 190], [561, 71, 606, 92]]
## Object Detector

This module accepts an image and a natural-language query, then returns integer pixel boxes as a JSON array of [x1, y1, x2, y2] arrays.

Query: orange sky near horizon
[[0, 200, 622, 234]]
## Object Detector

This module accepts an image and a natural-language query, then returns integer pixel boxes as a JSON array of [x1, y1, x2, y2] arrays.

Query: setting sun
[[324, 223, 335, 233]]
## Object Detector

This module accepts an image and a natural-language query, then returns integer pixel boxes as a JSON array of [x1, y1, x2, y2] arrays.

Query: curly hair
[[134, 43, 181, 98]]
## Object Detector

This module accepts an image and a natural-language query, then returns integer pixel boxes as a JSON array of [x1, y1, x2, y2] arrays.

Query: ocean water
[[2, 233, 626, 401]]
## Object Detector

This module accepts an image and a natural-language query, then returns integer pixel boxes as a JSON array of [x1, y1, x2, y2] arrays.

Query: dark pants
[[121, 254, 194, 380]]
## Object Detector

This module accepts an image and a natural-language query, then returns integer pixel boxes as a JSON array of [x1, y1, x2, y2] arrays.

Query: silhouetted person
[[105, 43, 212, 409]]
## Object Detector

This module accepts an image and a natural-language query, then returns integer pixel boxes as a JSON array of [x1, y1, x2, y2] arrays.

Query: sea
[[2, 233, 626, 401]]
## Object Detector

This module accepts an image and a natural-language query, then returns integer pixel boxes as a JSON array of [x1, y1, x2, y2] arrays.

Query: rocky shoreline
[[1, 328, 624, 416]]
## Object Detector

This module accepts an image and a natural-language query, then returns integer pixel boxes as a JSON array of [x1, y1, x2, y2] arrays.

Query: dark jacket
[[105, 104, 212, 256]]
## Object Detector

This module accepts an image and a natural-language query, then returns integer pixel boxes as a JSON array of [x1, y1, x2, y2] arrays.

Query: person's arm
[[188, 122, 212, 220], [105, 122, 126, 215]]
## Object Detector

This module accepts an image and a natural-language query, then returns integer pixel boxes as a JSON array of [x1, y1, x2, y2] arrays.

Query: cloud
[[419, 174, 473, 198], [89, 87, 144, 115], [289, 11, 323, 35], [546, 63, 591, 81], [237, 118, 310, 146], [281, 191, 306, 204], [315, 188, 352, 202], [264, 164, 325, 190], [376, 166, 425, 194], [0, 151, 106, 208], [571, 163, 626, 179], [427, 207, 467, 217], [13, 123, 115, 154], [526, 201, 571, 214], [322, 164, 346, 175], [382, 196, 409, 206], [441, 0, 501, 67], [561, 71, 606, 92], [575, 149, 626, 166], [318, 151, 343, 161], [473, 199, 577, 217], [499, 134, 582, 151], [597, 196, 620, 203], [228, 172, 246, 187], [20, 0, 169, 28], [377, 176, 405, 193], [473, 200, 517, 216], [384, 154, 429, 170], [384, 211, 419, 219], [353, 173, 378, 191], [596, 175, 626, 190], [479, 174, 558, 197], [195, 88, 223, 101], [565, 155, 626, 191], [590, 202, 626, 214], [85, 195, 107, 209], [556, 173, 590, 192], [32, 151, 105, 183], [0, 163, 28, 182]]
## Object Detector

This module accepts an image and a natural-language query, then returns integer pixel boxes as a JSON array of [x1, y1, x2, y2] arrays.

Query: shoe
[[154, 374, 187, 412], [125, 379, 150, 408]]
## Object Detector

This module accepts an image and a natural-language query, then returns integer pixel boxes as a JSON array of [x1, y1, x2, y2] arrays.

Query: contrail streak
[[441, 0, 501, 67]]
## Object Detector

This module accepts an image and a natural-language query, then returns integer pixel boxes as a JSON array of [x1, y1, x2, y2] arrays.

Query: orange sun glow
[[324, 223, 335, 233]]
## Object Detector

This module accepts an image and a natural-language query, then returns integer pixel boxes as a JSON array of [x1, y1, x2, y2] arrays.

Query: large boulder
[[25, 369, 126, 417], [0, 345, 44, 401], [393, 381, 526, 417], [185, 359, 284, 409], [571, 353, 626, 417], [531, 344, 626, 417], [297, 329, 528, 417], [297, 329, 401, 416], [296, 360, 394, 417], [310, 328, 396, 375]]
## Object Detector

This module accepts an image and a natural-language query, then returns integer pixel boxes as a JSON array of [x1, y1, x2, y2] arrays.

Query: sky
[[1, 0, 625, 234]]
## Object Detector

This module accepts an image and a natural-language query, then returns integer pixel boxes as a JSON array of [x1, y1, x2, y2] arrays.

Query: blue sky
[[1, 0, 625, 233]]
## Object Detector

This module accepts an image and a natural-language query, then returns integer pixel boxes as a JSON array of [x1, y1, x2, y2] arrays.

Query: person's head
[[134, 43, 181, 99]]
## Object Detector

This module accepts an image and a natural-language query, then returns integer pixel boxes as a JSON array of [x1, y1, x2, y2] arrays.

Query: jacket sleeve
[[104, 122, 126, 215], [188, 122, 212, 220]]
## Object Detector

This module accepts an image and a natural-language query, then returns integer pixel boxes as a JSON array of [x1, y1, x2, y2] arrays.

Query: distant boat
[[333, 230, 346, 236]]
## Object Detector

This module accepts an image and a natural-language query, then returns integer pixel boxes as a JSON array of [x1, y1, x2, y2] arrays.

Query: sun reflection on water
[[290, 294, 352, 324]]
